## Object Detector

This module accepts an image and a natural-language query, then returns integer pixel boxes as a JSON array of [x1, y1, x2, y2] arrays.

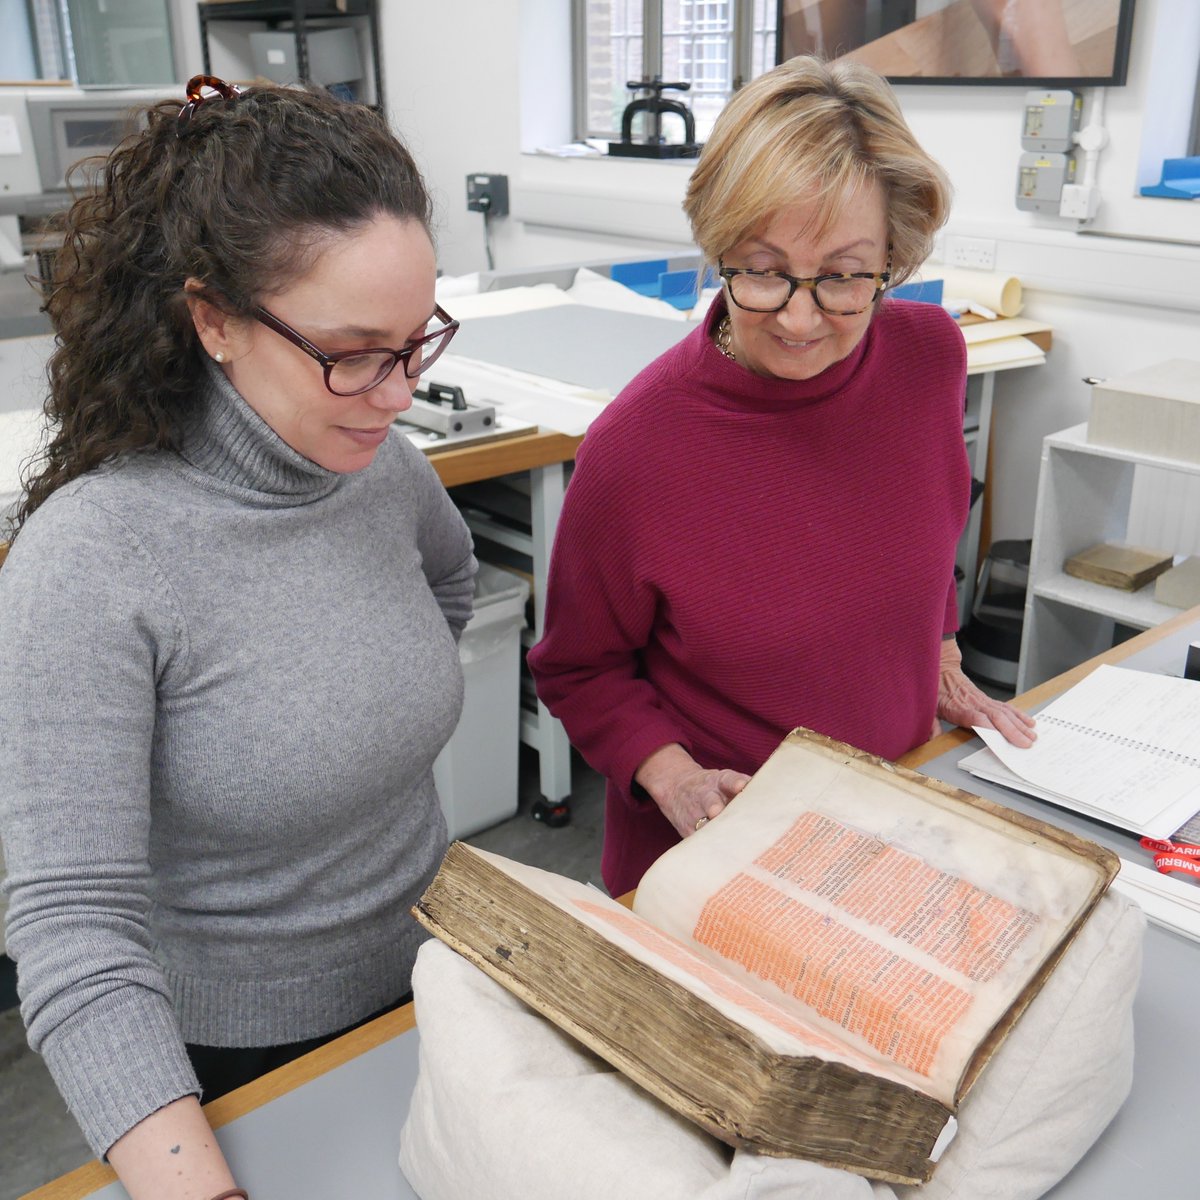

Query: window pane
[[67, 0, 175, 86], [663, 0, 732, 141], [4, 0, 70, 80], [583, 0, 645, 138], [578, 1, 780, 143], [752, 0, 778, 78]]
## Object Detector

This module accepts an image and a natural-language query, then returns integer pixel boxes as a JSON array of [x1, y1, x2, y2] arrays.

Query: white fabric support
[[400, 889, 1143, 1200]]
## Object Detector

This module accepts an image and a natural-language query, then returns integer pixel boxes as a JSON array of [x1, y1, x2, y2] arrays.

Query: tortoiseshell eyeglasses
[[253, 305, 461, 396]]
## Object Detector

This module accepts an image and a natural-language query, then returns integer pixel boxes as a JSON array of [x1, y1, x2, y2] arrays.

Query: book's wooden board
[[415, 842, 952, 1184]]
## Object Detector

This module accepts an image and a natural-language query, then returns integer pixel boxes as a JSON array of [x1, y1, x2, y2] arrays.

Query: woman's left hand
[[935, 637, 1036, 748]]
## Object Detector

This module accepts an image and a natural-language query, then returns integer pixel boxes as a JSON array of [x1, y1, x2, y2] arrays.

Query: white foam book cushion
[[907, 887, 1141, 1200], [399, 890, 1142, 1200]]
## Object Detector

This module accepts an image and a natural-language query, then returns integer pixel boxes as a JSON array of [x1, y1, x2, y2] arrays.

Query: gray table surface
[[78, 621, 1200, 1200], [450, 304, 693, 396], [0, 332, 52, 415], [0, 333, 53, 523], [86, 1032, 423, 1200]]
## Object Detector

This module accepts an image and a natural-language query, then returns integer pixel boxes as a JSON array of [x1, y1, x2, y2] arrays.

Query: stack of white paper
[[960, 664, 1200, 839]]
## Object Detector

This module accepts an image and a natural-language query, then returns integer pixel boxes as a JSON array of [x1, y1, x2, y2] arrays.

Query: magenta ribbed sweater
[[529, 298, 970, 895]]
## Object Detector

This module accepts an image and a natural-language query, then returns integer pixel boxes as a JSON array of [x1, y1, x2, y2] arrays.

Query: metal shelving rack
[[197, 0, 384, 109]]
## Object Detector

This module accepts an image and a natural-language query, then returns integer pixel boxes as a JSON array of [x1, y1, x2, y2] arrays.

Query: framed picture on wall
[[775, 0, 1138, 87]]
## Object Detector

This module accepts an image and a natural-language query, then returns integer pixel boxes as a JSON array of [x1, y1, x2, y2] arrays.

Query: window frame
[[573, 0, 775, 142]]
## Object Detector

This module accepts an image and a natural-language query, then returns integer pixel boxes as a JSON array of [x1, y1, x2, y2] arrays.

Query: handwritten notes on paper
[[963, 665, 1200, 838]]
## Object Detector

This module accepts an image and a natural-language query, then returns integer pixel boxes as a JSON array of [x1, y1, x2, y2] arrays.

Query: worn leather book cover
[[1064, 541, 1174, 590], [414, 730, 1117, 1185]]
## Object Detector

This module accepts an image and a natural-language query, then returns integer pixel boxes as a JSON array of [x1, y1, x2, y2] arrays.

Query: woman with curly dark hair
[[0, 77, 475, 1199]]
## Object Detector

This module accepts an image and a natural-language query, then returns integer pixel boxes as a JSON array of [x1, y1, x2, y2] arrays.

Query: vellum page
[[634, 737, 1104, 1104], [466, 847, 919, 1092]]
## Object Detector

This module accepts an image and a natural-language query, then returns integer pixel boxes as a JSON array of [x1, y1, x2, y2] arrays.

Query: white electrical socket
[[947, 235, 997, 271]]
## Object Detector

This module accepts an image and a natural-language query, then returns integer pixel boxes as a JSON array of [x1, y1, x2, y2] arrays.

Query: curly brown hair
[[12, 83, 433, 537]]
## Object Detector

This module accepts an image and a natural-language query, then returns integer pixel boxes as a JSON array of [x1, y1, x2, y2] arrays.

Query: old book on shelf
[[1063, 541, 1174, 590], [414, 730, 1118, 1186]]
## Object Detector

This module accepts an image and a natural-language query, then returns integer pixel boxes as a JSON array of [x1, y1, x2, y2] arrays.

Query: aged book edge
[[414, 843, 952, 1185], [1063, 544, 1174, 591], [415, 734, 1118, 1183]]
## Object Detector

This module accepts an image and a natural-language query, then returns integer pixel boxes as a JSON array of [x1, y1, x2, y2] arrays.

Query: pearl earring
[[214, 352, 225, 363]]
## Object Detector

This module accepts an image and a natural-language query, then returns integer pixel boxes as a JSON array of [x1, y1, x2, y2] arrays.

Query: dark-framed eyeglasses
[[253, 304, 460, 396], [718, 258, 891, 316], [177, 75, 242, 138]]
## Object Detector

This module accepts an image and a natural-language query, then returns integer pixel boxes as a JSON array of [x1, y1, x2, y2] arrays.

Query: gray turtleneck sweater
[[0, 366, 476, 1157]]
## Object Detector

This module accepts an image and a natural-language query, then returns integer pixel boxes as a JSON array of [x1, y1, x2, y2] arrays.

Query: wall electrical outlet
[[947, 235, 997, 271], [466, 173, 509, 217]]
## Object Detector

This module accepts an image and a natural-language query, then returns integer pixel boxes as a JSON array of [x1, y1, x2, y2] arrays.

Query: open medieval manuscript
[[414, 730, 1117, 1184]]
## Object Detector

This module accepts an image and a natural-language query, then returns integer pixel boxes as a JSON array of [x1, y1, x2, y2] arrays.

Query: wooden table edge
[[428, 429, 582, 489]]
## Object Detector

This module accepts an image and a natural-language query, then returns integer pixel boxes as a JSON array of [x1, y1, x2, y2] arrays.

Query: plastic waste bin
[[433, 562, 531, 839]]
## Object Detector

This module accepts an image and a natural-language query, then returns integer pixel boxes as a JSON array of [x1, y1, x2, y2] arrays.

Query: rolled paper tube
[[939, 269, 1023, 318]]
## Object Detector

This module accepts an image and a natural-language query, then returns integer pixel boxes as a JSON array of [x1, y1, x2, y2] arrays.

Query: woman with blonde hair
[[530, 56, 1034, 897]]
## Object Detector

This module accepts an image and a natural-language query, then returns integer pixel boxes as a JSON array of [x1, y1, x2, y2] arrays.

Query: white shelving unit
[[1016, 423, 1200, 691]]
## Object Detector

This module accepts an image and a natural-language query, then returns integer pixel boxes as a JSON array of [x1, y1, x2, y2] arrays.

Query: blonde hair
[[684, 56, 950, 284]]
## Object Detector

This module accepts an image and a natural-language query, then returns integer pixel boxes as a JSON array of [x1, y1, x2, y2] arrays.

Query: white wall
[[894, 0, 1200, 540], [380, 0, 695, 274], [383, 0, 518, 269], [379, 0, 1199, 545]]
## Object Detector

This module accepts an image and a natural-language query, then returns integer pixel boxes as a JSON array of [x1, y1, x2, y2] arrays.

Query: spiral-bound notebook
[[960, 664, 1200, 839]]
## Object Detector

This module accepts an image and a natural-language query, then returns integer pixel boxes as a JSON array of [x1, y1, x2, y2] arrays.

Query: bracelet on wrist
[[206, 1190, 249, 1200]]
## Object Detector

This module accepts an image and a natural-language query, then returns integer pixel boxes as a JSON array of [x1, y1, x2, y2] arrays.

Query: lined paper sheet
[[961, 665, 1200, 838]]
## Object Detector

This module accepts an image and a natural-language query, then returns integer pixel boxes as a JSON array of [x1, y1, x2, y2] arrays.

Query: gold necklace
[[715, 314, 736, 361]]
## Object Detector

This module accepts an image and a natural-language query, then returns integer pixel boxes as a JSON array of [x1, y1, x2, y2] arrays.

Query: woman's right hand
[[634, 743, 750, 840]]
